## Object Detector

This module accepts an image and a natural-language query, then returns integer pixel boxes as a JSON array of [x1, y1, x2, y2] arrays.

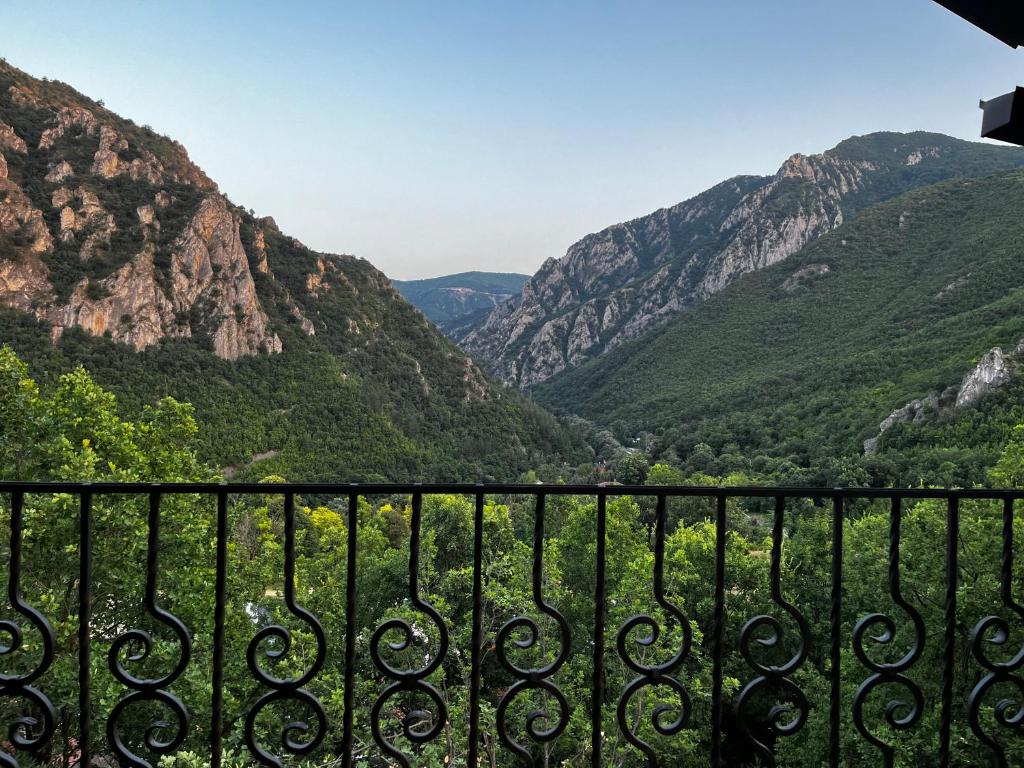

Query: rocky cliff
[[527, 166, 1024, 486], [0, 60, 280, 359], [461, 133, 1024, 387]]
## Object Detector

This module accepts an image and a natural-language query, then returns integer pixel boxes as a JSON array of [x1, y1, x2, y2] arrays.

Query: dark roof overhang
[[934, 2, 1024, 146], [934, 1, 1024, 47]]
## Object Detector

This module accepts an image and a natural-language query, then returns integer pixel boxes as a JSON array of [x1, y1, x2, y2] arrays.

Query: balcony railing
[[0, 482, 1021, 767]]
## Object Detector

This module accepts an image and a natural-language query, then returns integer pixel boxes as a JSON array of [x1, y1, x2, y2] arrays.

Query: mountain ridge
[[532, 166, 1024, 486], [0, 58, 583, 481], [459, 131, 1024, 388]]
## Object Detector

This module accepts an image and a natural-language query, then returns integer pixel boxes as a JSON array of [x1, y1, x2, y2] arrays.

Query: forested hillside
[[534, 168, 1024, 487], [0, 59, 584, 481]]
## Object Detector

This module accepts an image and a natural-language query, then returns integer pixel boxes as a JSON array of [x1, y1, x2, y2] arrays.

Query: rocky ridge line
[[460, 134, 1024, 388]]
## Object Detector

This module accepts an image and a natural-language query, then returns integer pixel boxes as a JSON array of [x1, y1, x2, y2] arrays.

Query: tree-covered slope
[[0, 59, 584, 481], [533, 168, 1024, 486], [393, 270, 528, 334]]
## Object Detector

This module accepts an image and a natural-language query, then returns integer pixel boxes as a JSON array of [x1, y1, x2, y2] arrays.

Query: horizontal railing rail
[[0, 482, 1021, 767]]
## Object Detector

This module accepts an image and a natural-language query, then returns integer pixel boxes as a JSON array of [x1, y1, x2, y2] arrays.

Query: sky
[[2, 1, 1022, 279]]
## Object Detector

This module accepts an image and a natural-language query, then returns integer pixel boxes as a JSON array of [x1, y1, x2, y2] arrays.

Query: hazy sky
[[3, 1, 1022, 279]]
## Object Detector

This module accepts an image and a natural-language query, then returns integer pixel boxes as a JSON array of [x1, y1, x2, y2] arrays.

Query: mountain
[[393, 270, 528, 334], [460, 132, 1024, 388], [532, 167, 1024, 487], [0, 59, 584, 481]]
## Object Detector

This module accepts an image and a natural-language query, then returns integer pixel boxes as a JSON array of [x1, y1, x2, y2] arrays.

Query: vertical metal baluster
[[106, 491, 191, 766], [830, 495, 844, 768], [851, 497, 926, 768], [711, 494, 726, 767], [495, 492, 571, 761], [244, 492, 328, 766], [468, 490, 484, 767], [369, 491, 449, 766], [939, 496, 959, 768], [211, 490, 228, 768], [616, 493, 692, 766], [78, 489, 92, 767], [966, 497, 1024, 768], [343, 490, 358, 768], [734, 495, 811, 767], [591, 493, 607, 768], [0, 490, 58, 767]]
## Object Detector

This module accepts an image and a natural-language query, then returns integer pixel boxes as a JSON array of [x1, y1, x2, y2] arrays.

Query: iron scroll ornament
[[616, 494, 692, 767], [370, 492, 449, 767], [967, 498, 1024, 768], [105, 492, 192, 768], [495, 494, 572, 765], [244, 492, 327, 767], [0, 491, 57, 768], [734, 496, 811, 767], [850, 498, 926, 768]]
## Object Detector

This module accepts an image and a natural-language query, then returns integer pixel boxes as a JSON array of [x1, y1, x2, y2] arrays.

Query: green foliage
[[990, 423, 1024, 487]]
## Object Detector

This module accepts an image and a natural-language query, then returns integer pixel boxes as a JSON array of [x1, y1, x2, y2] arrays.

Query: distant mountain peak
[[394, 271, 529, 334]]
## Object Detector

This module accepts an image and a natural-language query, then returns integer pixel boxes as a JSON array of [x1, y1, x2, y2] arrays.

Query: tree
[[989, 423, 1024, 487]]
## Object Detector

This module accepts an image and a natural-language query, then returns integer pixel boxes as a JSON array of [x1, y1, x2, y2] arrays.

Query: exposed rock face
[[290, 303, 315, 335], [31, 101, 215, 191], [307, 256, 328, 295], [865, 346, 1019, 454], [864, 395, 940, 454], [461, 175, 767, 386], [0, 120, 27, 154], [957, 347, 1012, 408], [461, 132, 1024, 388], [0, 252, 51, 312], [781, 263, 830, 293], [34, 196, 279, 357], [45, 160, 74, 183], [7, 85, 39, 109], [0, 59, 282, 360], [252, 228, 272, 274], [39, 106, 99, 150], [0, 178, 54, 254], [54, 247, 174, 348], [169, 196, 279, 358], [49, 186, 115, 251], [906, 147, 941, 166], [462, 356, 489, 402], [0, 170, 54, 312]]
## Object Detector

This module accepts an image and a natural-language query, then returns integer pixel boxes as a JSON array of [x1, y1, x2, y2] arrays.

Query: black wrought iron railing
[[0, 482, 1021, 767]]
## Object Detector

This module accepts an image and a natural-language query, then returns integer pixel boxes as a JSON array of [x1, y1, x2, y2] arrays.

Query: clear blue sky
[[2, 1, 1022, 279]]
